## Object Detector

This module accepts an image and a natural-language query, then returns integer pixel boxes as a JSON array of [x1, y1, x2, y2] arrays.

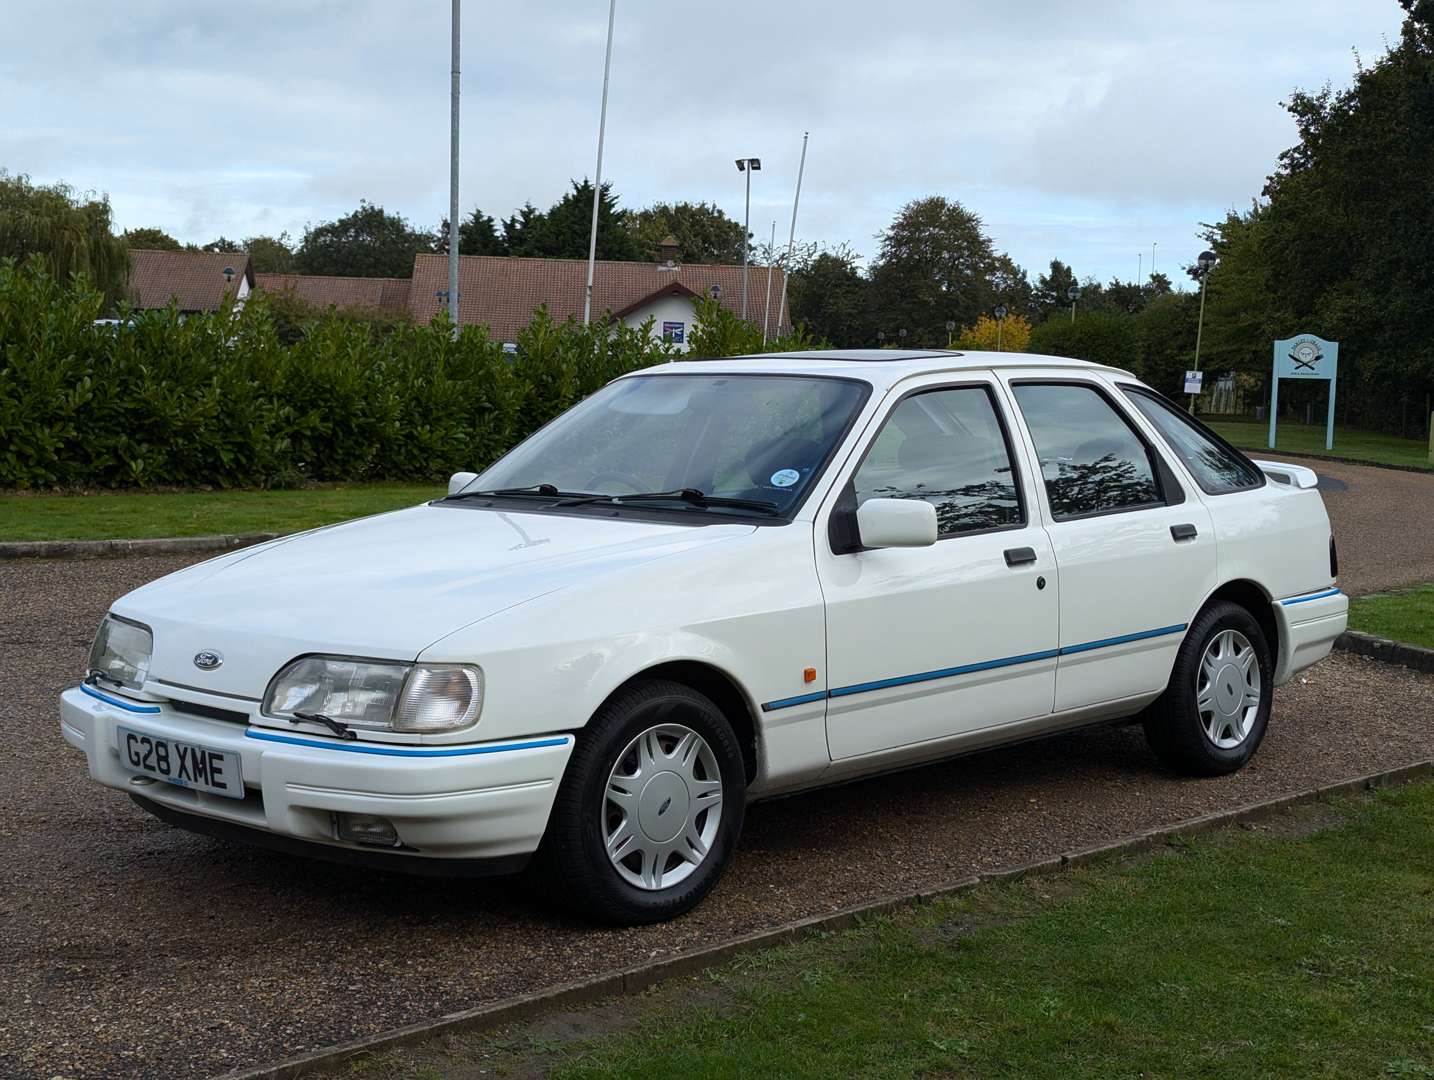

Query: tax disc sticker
[[770, 468, 800, 487]]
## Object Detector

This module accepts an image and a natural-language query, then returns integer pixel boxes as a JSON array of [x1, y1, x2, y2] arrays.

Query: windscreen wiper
[[554, 488, 781, 515], [442, 484, 588, 501], [291, 710, 357, 740]]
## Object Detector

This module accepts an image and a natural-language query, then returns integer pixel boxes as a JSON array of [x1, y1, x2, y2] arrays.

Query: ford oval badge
[[193, 650, 223, 671]]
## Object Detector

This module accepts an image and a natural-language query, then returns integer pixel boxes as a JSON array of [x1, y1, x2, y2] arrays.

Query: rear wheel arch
[[1196, 579, 1279, 668], [595, 660, 760, 785]]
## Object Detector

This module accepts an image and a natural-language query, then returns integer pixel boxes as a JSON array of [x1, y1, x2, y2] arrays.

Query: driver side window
[[853, 386, 1023, 537]]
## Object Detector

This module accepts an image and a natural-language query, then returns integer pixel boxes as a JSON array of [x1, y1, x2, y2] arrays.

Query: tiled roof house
[[255, 273, 411, 316], [127, 250, 254, 313], [408, 253, 790, 350]]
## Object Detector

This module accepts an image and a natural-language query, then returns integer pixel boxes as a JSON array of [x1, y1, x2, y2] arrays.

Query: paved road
[[3, 462, 1432, 1078]]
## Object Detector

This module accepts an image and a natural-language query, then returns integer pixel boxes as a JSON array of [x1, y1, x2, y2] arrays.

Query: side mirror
[[855, 498, 938, 549], [448, 471, 479, 496]]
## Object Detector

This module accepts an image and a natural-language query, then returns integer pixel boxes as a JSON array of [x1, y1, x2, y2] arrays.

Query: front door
[[816, 379, 1058, 761]]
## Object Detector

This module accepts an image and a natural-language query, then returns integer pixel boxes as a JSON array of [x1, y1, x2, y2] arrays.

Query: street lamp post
[[1067, 285, 1081, 323], [1190, 249, 1218, 412], [993, 304, 1007, 351], [735, 157, 761, 320]]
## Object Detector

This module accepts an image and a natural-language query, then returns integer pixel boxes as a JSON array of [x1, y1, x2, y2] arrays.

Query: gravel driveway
[[1308, 458, 1434, 596], [3, 463, 1432, 1079]]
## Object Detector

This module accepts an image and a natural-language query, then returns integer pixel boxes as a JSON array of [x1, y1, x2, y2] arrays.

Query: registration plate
[[117, 726, 244, 799]]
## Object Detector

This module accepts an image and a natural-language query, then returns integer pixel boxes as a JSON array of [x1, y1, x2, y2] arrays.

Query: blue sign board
[[663, 321, 685, 344], [1269, 334, 1339, 450]]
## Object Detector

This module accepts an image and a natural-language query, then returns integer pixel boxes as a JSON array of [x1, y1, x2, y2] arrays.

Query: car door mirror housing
[[855, 498, 938, 549], [447, 471, 478, 496]]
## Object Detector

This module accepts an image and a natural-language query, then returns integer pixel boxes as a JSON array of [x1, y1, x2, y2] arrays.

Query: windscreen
[[471, 374, 868, 515]]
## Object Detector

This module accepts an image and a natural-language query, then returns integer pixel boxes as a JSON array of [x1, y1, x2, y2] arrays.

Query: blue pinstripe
[[760, 623, 1189, 712]]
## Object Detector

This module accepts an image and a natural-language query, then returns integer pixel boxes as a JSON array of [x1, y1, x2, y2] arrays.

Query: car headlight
[[262, 656, 483, 734], [88, 614, 153, 690]]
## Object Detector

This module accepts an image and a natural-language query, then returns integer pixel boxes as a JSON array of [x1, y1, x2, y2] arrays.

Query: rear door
[[1004, 376, 1217, 712], [815, 375, 1058, 760]]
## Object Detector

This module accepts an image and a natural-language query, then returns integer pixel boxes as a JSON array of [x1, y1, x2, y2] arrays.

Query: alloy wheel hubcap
[[1197, 629, 1261, 749], [603, 723, 723, 891]]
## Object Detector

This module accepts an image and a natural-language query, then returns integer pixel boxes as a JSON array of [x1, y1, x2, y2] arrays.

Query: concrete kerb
[[217, 757, 1434, 1080], [1336, 629, 1434, 674], [0, 533, 279, 561]]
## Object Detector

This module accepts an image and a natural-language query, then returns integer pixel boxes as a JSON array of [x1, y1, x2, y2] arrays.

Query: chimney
[[656, 234, 679, 270]]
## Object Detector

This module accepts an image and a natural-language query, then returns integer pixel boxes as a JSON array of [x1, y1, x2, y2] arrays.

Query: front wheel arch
[[592, 660, 761, 785]]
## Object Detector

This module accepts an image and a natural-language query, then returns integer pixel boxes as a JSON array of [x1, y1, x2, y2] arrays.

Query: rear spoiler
[[1252, 459, 1320, 489]]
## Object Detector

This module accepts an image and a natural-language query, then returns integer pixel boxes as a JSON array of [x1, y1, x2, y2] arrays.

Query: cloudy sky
[[2, 0, 1407, 285]]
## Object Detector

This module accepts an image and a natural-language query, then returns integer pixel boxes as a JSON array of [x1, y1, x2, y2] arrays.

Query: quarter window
[[1121, 387, 1263, 495], [1012, 383, 1163, 519], [853, 386, 1022, 536]]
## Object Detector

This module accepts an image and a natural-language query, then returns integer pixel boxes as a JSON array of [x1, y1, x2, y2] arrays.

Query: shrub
[[0, 257, 819, 490], [1027, 310, 1143, 375]]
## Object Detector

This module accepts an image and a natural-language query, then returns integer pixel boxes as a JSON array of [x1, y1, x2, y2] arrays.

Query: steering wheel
[[584, 471, 645, 494]]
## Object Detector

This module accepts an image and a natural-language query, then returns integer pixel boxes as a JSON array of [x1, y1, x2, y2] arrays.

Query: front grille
[[168, 700, 251, 726]]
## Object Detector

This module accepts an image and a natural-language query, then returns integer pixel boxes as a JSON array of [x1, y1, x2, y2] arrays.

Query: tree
[[506, 180, 642, 261], [294, 200, 435, 278], [623, 201, 745, 264], [955, 313, 1032, 353], [789, 247, 874, 346], [1196, 0, 1434, 428], [1032, 259, 1079, 319], [501, 202, 543, 253], [459, 208, 505, 256], [988, 254, 1034, 316], [0, 171, 128, 308], [867, 196, 1006, 346], [241, 234, 295, 274], [120, 227, 182, 250]]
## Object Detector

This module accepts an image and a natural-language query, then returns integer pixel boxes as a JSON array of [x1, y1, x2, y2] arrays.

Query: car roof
[[631, 349, 1136, 391]]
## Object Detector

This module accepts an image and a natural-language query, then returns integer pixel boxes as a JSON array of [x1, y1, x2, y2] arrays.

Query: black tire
[[541, 679, 746, 925], [1143, 601, 1274, 777]]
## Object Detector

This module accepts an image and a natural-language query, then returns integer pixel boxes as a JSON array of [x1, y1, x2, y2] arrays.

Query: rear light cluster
[[1330, 536, 1339, 579]]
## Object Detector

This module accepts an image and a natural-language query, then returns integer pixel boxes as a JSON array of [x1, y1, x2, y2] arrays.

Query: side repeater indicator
[[803, 667, 817, 684]]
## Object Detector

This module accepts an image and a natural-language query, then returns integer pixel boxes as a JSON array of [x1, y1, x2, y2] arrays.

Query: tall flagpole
[[447, 0, 461, 334], [583, 0, 617, 326], [774, 131, 808, 336], [761, 220, 776, 343]]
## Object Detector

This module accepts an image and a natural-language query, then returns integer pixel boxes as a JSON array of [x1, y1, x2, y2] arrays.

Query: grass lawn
[[0, 482, 443, 542], [1350, 585, 1434, 650], [1207, 418, 1433, 471], [343, 784, 1434, 1079]]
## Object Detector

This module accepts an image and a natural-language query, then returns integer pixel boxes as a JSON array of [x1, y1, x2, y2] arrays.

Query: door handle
[[1004, 546, 1037, 567], [1170, 523, 1198, 541]]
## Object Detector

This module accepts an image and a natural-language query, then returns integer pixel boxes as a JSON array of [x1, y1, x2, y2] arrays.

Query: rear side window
[[1121, 387, 1264, 495], [1011, 382, 1163, 520], [853, 386, 1023, 536]]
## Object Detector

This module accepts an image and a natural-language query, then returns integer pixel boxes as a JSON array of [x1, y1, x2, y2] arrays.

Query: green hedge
[[0, 259, 817, 489]]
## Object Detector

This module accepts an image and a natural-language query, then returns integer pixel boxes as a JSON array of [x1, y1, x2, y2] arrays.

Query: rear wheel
[[1143, 601, 1273, 776], [542, 679, 745, 924]]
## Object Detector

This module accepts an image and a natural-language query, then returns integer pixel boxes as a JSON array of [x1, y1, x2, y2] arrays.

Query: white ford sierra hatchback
[[61, 350, 1348, 923]]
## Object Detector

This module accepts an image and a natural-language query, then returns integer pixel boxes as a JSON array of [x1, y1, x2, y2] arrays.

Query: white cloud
[[0, 0, 1407, 283]]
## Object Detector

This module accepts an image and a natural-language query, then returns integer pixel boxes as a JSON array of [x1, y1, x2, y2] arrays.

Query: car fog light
[[334, 813, 401, 848]]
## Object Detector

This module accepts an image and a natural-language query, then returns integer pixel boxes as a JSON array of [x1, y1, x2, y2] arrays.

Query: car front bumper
[[59, 685, 574, 870]]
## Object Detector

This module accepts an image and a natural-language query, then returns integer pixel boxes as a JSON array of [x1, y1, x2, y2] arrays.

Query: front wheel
[[1143, 601, 1273, 776], [541, 679, 746, 924]]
